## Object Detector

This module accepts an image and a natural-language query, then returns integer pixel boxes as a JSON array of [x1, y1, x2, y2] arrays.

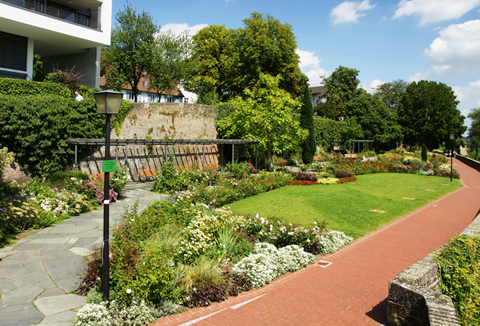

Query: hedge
[[0, 94, 105, 177], [0, 78, 74, 99]]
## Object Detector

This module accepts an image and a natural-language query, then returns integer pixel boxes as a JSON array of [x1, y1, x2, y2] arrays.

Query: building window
[[0, 31, 27, 71], [184, 98, 188, 103]]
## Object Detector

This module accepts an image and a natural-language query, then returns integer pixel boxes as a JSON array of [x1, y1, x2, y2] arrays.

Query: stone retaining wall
[[386, 213, 480, 325], [78, 102, 223, 181]]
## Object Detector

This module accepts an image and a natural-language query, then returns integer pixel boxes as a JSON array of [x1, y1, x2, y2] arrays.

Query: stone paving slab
[[35, 294, 86, 316], [0, 182, 171, 325], [0, 303, 44, 326]]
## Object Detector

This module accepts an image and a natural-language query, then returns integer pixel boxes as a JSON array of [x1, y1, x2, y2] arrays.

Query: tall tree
[[189, 25, 236, 103], [189, 13, 302, 102], [149, 30, 195, 101], [300, 79, 316, 164], [236, 13, 302, 97], [321, 66, 363, 119], [102, 4, 157, 102], [397, 80, 466, 157], [216, 73, 308, 166], [343, 93, 402, 150], [467, 108, 480, 160], [374, 79, 408, 113]]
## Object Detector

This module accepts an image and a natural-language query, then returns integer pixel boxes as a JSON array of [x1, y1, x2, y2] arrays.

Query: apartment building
[[0, 0, 112, 88]]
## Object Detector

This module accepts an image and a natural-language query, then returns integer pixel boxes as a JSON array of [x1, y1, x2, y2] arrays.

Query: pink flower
[[109, 253, 113, 259], [187, 297, 191, 301]]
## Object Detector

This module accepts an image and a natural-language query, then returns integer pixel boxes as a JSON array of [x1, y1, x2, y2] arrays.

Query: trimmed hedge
[[0, 94, 105, 177], [0, 78, 73, 99]]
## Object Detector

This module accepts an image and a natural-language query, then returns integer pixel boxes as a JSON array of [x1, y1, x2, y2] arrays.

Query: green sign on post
[[102, 160, 116, 173]]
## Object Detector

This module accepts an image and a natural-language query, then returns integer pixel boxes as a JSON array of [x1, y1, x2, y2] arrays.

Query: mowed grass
[[228, 174, 462, 239]]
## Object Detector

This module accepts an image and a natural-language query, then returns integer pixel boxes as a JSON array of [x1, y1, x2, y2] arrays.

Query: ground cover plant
[[228, 173, 462, 239]]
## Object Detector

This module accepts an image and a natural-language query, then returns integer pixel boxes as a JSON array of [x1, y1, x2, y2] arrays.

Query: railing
[[1, 0, 100, 30]]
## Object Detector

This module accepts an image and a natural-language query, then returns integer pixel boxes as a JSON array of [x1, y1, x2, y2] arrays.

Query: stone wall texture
[[386, 213, 480, 326], [78, 103, 223, 181]]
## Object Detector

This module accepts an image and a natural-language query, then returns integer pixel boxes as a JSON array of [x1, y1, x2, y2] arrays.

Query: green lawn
[[229, 174, 462, 239]]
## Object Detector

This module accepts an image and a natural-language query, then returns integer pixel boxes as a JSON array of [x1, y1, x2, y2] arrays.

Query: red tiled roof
[[99, 77, 183, 97]]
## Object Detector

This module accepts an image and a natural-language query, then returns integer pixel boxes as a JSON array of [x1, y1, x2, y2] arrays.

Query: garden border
[[386, 211, 480, 326]]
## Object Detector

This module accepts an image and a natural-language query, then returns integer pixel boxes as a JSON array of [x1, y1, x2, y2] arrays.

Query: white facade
[[0, 0, 112, 88]]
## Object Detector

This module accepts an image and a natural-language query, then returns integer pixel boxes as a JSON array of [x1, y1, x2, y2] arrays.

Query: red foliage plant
[[337, 176, 357, 184], [288, 180, 319, 186]]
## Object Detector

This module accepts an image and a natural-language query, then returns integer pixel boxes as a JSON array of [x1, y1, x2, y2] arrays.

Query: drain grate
[[316, 260, 332, 268]]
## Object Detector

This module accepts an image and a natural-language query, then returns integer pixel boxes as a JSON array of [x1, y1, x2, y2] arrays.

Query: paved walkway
[[0, 182, 168, 326], [150, 158, 480, 326]]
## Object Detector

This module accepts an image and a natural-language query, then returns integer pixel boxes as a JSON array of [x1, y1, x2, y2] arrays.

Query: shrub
[[0, 77, 73, 99], [110, 165, 130, 194], [317, 231, 354, 255], [232, 243, 314, 288], [435, 235, 480, 325], [335, 170, 353, 178], [74, 299, 175, 326], [225, 161, 256, 179], [292, 172, 317, 182], [0, 95, 104, 177]]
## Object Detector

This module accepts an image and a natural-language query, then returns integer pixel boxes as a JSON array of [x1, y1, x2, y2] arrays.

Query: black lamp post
[[450, 134, 454, 182], [94, 90, 123, 300]]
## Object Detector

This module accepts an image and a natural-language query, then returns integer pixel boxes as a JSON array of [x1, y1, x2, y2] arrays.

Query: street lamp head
[[142, 69, 147, 77], [450, 134, 455, 140], [94, 90, 123, 115]]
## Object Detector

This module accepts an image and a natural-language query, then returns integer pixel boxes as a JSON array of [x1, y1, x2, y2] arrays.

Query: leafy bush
[[111, 165, 130, 194], [44, 65, 84, 89], [292, 172, 317, 181], [0, 95, 105, 177], [152, 162, 217, 193], [435, 235, 480, 325], [225, 161, 256, 179], [335, 170, 353, 178], [243, 214, 326, 254]]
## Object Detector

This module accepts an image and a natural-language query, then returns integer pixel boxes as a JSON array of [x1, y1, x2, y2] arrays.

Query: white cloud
[[425, 20, 480, 77], [407, 71, 425, 82], [296, 49, 328, 86], [453, 79, 480, 103], [160, 23, 209, 37], [362, 79, 384, 93], [393, 0, 480, 25], [330, 0, 376, 25]]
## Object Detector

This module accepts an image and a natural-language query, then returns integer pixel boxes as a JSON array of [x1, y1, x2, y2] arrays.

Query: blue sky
[[111, 0, 480, 130]]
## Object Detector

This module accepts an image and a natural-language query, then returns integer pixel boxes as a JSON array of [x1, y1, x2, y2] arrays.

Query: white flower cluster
[[39, 197, 69, 216], [232, 242, 315, 288], [316, 231, 353, 255], [74, 303, 112, 326], [174, 206, 245, 263], [75, 300, 163, 326]]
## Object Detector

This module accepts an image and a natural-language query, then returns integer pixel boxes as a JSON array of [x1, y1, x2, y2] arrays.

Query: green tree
[[190, 13, 302, 102], [149, 30, 195, 101], [102, 4, 157, 102], [190, 25, 236, 103], [343, 93, 402, 150], [300, 79, 316, 164], [235, 13, 302, 98], [374, 79, 408, 113], [398, 80, 466, 158], [467, 108, 480, 160], [321, 66, 363, 119], [216, 73, 308, 166]]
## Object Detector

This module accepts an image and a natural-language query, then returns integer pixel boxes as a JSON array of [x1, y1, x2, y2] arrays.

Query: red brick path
[[150, 159, 480, 326]]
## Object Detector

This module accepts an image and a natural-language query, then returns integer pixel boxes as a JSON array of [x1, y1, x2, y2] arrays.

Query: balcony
[[1, 0, 101, 30]]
